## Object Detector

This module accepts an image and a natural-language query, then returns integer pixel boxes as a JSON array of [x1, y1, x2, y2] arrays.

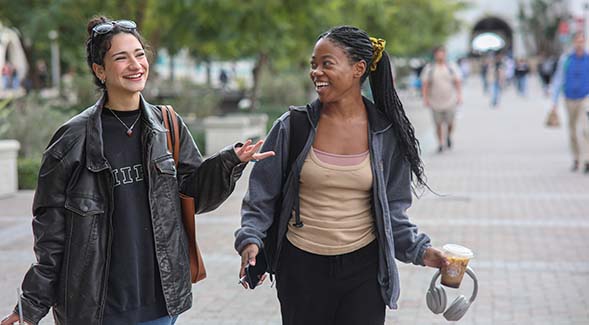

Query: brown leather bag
[[545, 109, 560, 128], [161, 105, 207, 284]]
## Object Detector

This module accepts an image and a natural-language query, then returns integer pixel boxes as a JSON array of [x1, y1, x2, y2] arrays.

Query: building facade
[[446, 0, 587, 59]]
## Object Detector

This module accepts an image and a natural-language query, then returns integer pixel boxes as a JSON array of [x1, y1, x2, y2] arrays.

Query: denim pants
[[491, 81, 501, 107], [516, 76, 527, 96], [138, 315, 178, 325], [481, 73, 488, 93]]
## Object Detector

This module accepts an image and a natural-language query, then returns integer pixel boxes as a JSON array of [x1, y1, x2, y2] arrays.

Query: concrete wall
[[0, 140, 20, 197]]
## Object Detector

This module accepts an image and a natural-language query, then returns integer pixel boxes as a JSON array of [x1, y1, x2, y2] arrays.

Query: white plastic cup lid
[[443, 244, 474, 258]]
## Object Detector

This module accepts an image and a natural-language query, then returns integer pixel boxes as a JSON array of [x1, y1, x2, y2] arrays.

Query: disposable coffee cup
[[441, 244, 473, 288]]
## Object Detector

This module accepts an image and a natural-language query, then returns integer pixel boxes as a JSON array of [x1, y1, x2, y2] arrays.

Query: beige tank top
[[286, 148, 376, 255]]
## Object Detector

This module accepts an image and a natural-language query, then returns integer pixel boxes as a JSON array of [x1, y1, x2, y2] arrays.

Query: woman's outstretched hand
[[1, 313, 31, 325], [235, 139, 275, 163], [422, 247, 450, 269]]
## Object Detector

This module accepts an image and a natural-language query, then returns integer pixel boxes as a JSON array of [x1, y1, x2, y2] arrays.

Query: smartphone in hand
[[245, 249, 268, 289]]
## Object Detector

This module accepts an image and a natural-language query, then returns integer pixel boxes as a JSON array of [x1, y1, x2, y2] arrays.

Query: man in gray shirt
[[421, 46, 463, 153]]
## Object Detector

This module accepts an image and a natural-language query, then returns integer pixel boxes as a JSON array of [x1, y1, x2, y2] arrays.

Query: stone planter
[[0, 140, 20, 197]]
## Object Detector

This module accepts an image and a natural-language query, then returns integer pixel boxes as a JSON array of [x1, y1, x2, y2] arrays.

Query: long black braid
[[318, 26, 426, 188]]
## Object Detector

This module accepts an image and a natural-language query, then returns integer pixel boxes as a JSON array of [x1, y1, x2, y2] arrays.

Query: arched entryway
[[471, 16, 513, 55]]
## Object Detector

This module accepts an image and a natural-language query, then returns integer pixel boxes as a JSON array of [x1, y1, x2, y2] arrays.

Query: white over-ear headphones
[[426, 266, 478, 321]]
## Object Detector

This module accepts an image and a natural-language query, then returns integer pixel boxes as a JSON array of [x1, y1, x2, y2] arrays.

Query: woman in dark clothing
[[514, 58, 530, 96], [538, 54, 557, 96], [1, 16, 273, 325], [234, 26, 448, 325]]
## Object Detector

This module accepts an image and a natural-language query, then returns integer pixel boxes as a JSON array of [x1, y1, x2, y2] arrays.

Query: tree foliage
[[518, 0, 569, 55], [0, 0, 463, 95]]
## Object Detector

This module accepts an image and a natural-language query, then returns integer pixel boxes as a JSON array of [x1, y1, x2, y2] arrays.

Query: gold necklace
[[107, 107, 141, 137]]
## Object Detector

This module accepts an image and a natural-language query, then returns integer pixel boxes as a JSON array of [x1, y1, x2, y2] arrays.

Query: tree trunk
[[20, 40, 38, 91], [250, 52, 268, 111], [169, 54, 175, 81], [135, 0, 148, 28], [205, 59, 212, 87]]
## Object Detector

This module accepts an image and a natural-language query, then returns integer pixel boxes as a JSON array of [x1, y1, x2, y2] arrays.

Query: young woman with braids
[[234, 26, 449, 324], [1, 16, 273, 325]]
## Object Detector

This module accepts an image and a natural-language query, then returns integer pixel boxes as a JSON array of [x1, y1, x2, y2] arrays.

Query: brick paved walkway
[[1, 78, 588, 324]]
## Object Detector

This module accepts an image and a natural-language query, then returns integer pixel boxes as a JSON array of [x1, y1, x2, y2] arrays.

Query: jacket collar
[[307, 96, 392, 134], [85, 92, 166, 172]]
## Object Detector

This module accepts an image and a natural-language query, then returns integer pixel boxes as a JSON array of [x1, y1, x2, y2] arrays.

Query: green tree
[[0, 0, 157, 88], [336, 0, 464, 56], [0, 0, 464, 104], [186, 0, 334, 109], [518, 0, 568, 55], [214, 0, 464, 108]]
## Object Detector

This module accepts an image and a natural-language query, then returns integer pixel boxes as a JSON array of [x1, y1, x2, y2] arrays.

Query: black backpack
[[262, 106, 311, 274]]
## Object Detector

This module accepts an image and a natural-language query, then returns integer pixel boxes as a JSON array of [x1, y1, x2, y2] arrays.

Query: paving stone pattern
[[1, 79, 588, 324]]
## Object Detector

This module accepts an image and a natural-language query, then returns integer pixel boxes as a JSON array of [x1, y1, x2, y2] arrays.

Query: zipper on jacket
[[145, 130, 173, 315], [369, 132, 399, 307], [63, 212, 74, 321], [97, 166, 114, 322], [368, 133, 388, 260]]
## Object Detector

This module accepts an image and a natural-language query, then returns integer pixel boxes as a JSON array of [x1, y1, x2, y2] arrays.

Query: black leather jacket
[[15, 95, 245, 324]]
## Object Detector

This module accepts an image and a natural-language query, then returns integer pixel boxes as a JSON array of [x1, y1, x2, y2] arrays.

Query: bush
[[65, 73, 102, 113], [256, 68, 310, 131], [190, 129, 206, 154], [18, 157, 41, 190], [0, 94, 71, 159], [258, 68, 309, 108], [256, 103, 289, 131], [146, 79, 221, 119], [0, 95, 69, 189]]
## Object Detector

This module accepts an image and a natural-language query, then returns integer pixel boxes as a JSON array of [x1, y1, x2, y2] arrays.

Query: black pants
[[276, 239, 385, 325]]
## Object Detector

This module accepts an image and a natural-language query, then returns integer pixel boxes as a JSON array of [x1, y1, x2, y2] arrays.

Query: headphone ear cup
[[426, 284, 447, 314], [443, 295, 470, 321]]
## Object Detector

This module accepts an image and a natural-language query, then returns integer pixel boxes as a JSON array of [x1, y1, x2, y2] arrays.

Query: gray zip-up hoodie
[[234, 97, 431, 309]]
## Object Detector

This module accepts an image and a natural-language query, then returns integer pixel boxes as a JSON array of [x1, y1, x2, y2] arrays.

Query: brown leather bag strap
[[166, 105, 181, 165], [161, 105, 173, 156], [160, 105, 180, 167], [160, 105, 206, 284]]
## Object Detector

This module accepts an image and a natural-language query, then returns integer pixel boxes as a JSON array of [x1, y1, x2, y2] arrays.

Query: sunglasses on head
[[92, 19, 137, 38], [90, 20, 137, 64]]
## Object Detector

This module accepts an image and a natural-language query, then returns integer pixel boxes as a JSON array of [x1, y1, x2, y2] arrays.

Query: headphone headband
[[429, 266, 478, 303]]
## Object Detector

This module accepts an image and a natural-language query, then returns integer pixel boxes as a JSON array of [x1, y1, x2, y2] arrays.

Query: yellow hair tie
[[369, 37, 386, 72]]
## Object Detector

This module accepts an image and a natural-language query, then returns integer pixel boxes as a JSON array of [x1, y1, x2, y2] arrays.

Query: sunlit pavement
[[1, 77, 588, 324]]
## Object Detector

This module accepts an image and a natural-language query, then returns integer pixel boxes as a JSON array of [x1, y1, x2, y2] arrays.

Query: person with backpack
[[538, 53, 557, 97], [514, 57, 531, 97], [1, 16, 273, 325], [489, 52, 506, 108], [550, 31, 589, 173], [234, 26, 448, 325], [480, 55, 491, 93], [421, 46, 462, 153]]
